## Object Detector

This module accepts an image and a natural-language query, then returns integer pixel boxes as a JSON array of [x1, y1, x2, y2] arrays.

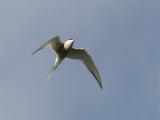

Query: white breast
[[64, 40, 74, 50]]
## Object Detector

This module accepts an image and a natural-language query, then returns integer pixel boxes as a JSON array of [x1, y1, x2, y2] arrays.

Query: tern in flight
[[32, 36, 102, 89]]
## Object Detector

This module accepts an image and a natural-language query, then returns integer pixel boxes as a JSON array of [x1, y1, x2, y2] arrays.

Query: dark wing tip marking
[[67, 48, 103, 89]]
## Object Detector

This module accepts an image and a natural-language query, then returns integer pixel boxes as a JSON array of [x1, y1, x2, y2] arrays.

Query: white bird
[[32, 36, 102, 89]]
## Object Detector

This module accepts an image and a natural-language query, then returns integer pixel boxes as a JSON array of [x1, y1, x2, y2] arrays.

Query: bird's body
[[33, 36, 102, 89]]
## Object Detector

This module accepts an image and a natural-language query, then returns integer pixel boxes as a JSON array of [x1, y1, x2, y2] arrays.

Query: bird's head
[[64, 37, 76, 50]]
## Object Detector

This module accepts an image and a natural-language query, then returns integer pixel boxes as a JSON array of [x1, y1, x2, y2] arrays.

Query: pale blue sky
[[0, 0, 160, 120]]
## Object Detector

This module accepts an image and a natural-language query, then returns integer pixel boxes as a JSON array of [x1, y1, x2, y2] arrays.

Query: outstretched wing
[[66, 48, 102, 89], [32, 36, 63, 55]]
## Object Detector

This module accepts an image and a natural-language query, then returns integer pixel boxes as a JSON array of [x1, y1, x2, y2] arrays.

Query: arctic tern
[[32, 36, 102, 89]]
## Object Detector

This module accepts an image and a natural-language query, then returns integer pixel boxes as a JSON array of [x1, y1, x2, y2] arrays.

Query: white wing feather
[[67, 48, 102, 89], [32, 36, 62, 55]]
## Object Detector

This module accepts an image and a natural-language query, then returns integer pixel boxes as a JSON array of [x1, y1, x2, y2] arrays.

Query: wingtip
[[97, 78, 102, 90], [32, 46, 43, 56], [32, 50, 38, 55], [32, 52, 35, 55]]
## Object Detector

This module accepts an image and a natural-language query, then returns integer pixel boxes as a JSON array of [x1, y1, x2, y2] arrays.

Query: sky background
[[0, 0, 160, 120]]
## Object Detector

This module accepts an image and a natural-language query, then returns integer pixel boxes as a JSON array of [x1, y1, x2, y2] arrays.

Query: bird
[[32, 36, 102, 89]]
